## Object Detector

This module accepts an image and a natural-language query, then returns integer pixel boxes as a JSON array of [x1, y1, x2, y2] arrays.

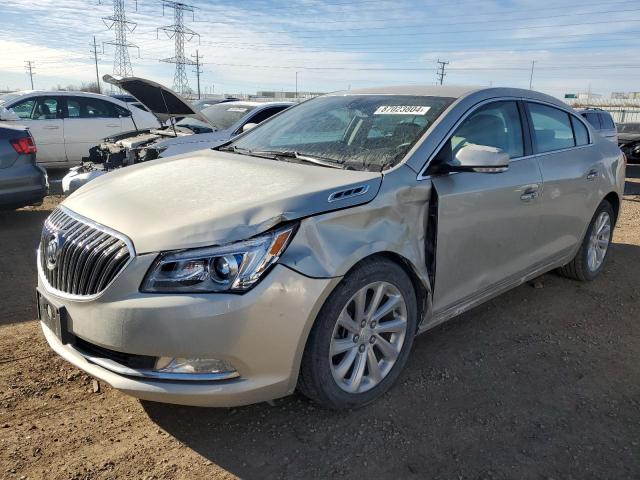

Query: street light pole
[[295, 71, 298, 101], [529, 60, 535, 89]]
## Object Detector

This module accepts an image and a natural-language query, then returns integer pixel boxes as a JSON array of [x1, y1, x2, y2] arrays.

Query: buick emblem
[[46, 232, 63, 270]]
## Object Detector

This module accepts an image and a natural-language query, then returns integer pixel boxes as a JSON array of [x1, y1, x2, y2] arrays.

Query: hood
[[64, 150, 382, 253], [103, 74, 211, 125], [154, 129, 230, 149]]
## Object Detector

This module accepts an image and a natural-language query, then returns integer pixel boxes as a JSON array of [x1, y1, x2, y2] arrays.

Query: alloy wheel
[[587, 211, 611, 272], [329, 281, 408, 394]]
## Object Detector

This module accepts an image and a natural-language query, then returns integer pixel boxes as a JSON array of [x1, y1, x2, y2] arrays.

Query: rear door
[[428, 100, 545, 313], [63, 96, 123, 163], [6, 95, 66, 165], [526, 102, 602, 259]]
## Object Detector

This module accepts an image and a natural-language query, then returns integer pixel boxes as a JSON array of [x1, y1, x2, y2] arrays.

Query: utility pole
[[24, 61, 35, 89], [103, 0, 139, 79], [436, 59, 449, 85], [295, 71, 299, 101], [529, 60, 535, 89], [91, 36, 102, 93], [158, 0, 199, 97], [191, 49, 203, 99]]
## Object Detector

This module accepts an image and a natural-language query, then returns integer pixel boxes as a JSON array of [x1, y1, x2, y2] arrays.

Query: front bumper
[[38, 260, 339, 407]]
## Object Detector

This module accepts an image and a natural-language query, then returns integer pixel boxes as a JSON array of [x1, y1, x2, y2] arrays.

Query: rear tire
[[557, 200, 614, 281], [298, 257, 418, 410]]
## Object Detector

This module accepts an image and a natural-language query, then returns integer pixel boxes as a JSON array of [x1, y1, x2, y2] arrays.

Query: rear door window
[[528, 103, 575, 153], [66, 97, 119, 118]]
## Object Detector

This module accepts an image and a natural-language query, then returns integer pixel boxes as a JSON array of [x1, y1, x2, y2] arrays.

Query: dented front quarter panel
[[280, 164, 433, 313]]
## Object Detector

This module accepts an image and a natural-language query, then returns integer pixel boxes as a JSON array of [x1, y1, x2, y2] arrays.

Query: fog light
[[154, 357, 237, 375]]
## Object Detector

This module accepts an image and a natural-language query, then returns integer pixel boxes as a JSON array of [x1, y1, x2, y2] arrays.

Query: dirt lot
[[1, 168, 639, 479]]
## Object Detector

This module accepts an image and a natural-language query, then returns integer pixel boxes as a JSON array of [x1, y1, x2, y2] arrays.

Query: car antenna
[[159, 89, 178, 137]]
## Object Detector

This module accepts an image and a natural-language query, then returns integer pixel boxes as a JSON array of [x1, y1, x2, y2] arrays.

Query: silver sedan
[[37, 86, 625, 409]]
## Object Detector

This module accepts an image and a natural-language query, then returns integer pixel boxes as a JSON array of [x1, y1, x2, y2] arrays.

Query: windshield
[[199, 103, 256, 130], [0, 93, 22, 106], [618, 123, 640, 134], [228, 94, 454, 171]]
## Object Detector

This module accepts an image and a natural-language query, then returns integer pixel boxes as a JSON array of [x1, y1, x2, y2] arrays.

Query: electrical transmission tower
[[103, 0, 138, 78], [436, 59, 449, 85], [25, 61, 35, 89], [158, 0, 199, 96]]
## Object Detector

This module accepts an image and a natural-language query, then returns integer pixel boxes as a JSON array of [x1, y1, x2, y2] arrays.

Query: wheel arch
[[343, 251, 431, 332], [603, 191, 620, 224]]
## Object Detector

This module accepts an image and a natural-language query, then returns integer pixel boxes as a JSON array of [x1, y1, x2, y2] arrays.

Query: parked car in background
[[577, 108, 618, 144], [0, 91, 159, 168], [0, 124, 47, 209], [38, 86, 625, 409], [62, 75, 292, 193], [110, 93, 149, 112], [617, 122, 640, 163], [191, 97, 240, 111]]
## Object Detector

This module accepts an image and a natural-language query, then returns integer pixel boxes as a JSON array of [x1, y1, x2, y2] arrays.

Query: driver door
[[429, 100, 545, 313]]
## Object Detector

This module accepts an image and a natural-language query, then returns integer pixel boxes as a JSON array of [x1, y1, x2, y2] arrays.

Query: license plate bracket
[[37, 291, 73, 344]]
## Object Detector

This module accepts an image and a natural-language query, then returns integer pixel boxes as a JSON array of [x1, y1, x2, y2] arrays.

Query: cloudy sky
[[1, 0, 639, 99]]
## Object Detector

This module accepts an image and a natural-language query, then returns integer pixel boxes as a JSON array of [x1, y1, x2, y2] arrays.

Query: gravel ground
[[1, 168, 639, 479]]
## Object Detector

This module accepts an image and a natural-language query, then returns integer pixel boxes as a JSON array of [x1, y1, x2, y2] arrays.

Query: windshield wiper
[[249, 150, 345, 169]]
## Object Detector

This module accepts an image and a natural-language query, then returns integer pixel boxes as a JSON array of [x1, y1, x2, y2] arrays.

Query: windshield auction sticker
[[374, 105, 431, 115]]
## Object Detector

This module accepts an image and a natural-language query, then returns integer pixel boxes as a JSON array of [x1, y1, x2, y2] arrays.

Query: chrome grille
[[39, 207, 133, 297]]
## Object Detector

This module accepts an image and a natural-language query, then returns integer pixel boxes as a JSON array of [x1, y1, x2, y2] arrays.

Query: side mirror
[[242, 122, 257, 133], [448, 144, 509, 173], [0, 108, 20, 121]]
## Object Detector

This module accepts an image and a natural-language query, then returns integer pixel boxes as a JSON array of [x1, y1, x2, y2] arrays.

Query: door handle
[[520, 188, 539, 202], [43, 125, 59, 130], [106, 124, 120, 127], [586, 169, 599, 180]]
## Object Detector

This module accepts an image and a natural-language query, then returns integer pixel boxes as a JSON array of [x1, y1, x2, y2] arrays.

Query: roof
[[327, 85, 568, 110], [6, 90, 123, 100], [330, 85, 482, 98], [222, 100, 295, 107]]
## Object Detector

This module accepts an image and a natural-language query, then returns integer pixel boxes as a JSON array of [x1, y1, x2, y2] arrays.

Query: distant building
[[611, 92, 640, 100]]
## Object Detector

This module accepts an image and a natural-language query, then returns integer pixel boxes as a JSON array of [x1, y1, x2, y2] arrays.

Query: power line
[[436, 59, 449, 85], [197, 6, 640, 36], [24, 61, 35, 89], [193, 0, 639, 27], [158, 0, 199, 96]]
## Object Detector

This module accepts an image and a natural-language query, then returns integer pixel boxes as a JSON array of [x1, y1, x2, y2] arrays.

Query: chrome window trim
[[417, 96, 594, 180], [38, 206, 136, 302]]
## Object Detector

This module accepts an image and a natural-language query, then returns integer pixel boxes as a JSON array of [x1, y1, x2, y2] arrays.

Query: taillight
[[10, 136, 37, 154]]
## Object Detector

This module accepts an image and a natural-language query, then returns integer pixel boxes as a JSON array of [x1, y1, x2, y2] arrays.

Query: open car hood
[[103, 74, 211, 125]]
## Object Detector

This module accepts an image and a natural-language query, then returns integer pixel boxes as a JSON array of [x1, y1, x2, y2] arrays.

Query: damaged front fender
[[280, 164, 433, 294]]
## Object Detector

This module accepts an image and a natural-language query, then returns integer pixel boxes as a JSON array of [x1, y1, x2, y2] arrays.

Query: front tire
[[298, 257, 418, 409], [558, 200, 614, 281]]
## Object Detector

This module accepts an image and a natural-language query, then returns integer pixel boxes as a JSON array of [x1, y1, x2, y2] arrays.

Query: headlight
[[141, 224, 296, 293]]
